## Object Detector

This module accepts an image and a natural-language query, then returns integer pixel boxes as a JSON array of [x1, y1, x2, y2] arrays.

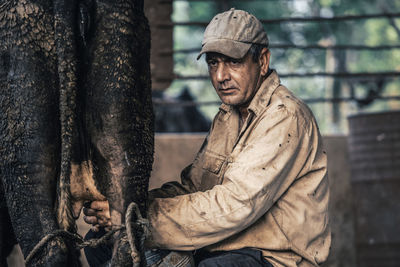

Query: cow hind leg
[[0, 1, 80, 265], [84, 0, 153, 266]]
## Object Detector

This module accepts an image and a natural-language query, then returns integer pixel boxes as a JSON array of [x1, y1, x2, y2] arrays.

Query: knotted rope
[[125, 201, 149, 266], [25, 202, 149, 266]]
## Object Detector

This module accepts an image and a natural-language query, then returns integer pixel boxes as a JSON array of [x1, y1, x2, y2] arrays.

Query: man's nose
[[216, 63, 230, 83]]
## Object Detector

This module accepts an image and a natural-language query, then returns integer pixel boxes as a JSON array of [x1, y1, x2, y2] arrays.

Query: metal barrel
[[347, 111, 400, 267]]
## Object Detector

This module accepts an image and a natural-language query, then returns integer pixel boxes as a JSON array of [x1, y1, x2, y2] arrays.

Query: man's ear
[[259, 48, 271, 76]]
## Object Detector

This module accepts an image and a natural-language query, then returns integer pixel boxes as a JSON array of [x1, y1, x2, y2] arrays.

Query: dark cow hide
[[0, 0, 153, 266]]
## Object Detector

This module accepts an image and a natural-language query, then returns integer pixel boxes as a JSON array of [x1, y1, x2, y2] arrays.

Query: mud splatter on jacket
[[147, 70, 331, 267]]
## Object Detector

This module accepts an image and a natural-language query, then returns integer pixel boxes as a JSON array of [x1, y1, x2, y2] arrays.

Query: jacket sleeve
[[148, 165, 198, 199], [148, 130, 213, 199], [147, 109, 314, 250]]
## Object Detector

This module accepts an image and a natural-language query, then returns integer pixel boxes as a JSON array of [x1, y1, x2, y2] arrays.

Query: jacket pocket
[[201, 150, 225, 174]]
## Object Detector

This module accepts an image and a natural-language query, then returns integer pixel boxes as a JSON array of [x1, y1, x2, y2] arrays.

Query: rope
[[126, 202, 149, 267], [126, 202, 141, 266], [25, 202, 149, 266], [25, 226, 124, 264]]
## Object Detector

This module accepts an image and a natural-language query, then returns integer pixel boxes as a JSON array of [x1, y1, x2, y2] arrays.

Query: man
[[84, 8, 331, 267]]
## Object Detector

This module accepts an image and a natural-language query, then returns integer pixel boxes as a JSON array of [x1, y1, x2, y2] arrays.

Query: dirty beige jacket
[[147, 71, 331, 267]]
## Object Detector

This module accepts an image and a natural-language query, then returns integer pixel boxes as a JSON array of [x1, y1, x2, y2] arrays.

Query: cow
[[0, 0, 153, 266]]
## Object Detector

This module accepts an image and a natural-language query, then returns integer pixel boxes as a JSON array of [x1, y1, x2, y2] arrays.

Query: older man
[[84, 8, 330, 267]]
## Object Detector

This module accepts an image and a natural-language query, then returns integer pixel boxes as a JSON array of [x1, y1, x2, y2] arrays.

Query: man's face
[[206, 51, 266, 108]]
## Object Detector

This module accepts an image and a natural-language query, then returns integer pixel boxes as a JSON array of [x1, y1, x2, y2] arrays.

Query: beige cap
[[197, 8, 268, 60]]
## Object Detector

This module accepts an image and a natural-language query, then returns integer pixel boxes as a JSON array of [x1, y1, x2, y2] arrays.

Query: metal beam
[[160, 12, 400, 27]]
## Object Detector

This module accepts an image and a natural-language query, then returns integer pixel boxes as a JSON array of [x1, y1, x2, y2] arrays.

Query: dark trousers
[[84, 228, 112, 267], [84, 229, 272, 267], [194, 248, 272, 267]]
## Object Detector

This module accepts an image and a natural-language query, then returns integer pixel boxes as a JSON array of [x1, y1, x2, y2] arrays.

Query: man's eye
[[230, 59, 241, 65], [208, 61, 217, 67]]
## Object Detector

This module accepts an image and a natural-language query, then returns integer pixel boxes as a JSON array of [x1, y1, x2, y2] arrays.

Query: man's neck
[[237, 70, 269, 121], [238, 107, 249, 132], [239, 107, 249, 121], [237, 69, 272, 127]]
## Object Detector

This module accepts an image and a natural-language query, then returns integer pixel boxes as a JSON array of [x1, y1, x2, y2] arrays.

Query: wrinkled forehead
[[205, 52, 242, 62]]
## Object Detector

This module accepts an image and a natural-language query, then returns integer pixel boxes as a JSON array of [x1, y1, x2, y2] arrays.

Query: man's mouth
[[219, 87, 237, 93]]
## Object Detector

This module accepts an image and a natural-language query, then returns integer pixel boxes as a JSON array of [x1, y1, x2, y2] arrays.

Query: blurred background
[[148, 0, 400, 135]]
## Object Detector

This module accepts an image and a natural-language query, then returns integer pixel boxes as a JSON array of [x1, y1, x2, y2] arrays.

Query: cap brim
[[197, 39, 252, 60]]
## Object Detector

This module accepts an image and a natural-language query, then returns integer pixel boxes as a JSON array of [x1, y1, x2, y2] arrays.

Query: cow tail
[[53, 0, 78, 232]]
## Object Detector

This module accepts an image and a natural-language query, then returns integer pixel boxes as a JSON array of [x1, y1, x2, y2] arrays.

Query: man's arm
[[147, 109, 316, 250], [83, 165, 197, 228], [149, 129, 213, 199], [83, 135, 210, 227], [148, 164, 198, 199]]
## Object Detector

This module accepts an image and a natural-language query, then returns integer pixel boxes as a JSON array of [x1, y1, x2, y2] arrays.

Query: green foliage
[[167, 0, 400, 134]]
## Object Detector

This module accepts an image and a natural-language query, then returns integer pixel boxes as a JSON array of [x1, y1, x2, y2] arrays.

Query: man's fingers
[[83, 207, 98, 217], [83, 215, 98, 225], [97, 217, 108, 224], [90, 200, 109, 211], [83, 201, 111, 229], [91, 225, 100, 232], [96, 210, 111, 219]]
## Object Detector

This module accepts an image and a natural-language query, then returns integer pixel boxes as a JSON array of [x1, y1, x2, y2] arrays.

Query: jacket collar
[[219, 69, 281, 116]]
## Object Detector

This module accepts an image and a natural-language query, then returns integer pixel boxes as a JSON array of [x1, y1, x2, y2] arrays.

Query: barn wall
[[144, 0, 174, 91]]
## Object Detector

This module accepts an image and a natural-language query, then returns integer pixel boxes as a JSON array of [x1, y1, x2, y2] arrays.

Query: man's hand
[[83, 200, 112, 232]]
